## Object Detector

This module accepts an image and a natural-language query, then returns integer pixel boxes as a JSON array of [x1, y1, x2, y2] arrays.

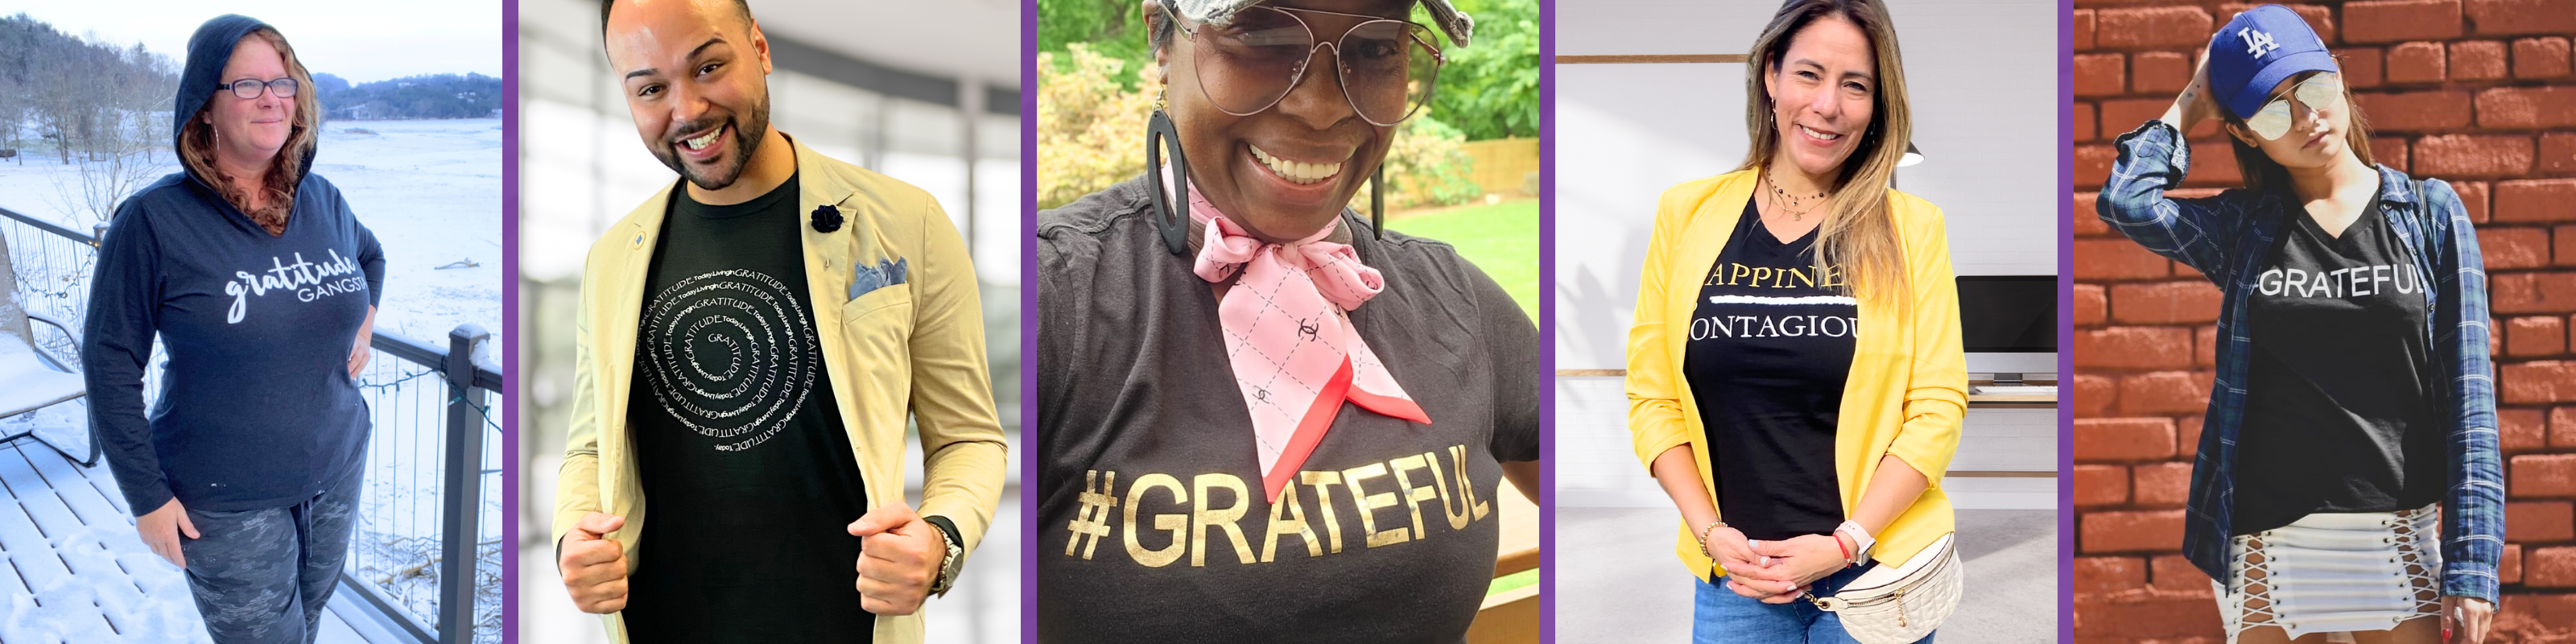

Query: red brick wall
[[2072, 1, 2576, 641]]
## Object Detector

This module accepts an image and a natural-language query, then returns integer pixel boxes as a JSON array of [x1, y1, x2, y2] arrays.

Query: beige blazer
[[553, 136, 1009, 643]]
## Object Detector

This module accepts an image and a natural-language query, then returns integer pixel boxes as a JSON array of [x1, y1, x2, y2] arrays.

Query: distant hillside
[[0, 13, 177, 163], [318, 72, 500, 120]]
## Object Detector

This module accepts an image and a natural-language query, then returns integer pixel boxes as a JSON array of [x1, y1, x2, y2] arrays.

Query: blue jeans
[[179, 467, 361, 644], [1693, 564, 1936, 644]]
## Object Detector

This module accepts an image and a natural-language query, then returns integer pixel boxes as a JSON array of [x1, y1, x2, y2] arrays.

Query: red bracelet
[[1835, 533, 1853, 564]]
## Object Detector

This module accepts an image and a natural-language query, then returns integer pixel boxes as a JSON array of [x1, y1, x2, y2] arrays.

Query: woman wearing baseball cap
[[1032, 0, 1538, 641], [1624, 0, 1967, 642], [2097, 5, 2500, 643]]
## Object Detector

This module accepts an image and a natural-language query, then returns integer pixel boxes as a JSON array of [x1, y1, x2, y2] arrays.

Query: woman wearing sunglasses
[[1626, 1, 1965, 642], [2097, 6, 2500, 644], [1032, 0, 1538, 641], [80, 14, 382, 643]]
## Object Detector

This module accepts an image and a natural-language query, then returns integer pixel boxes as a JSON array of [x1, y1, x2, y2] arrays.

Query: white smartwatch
[[1834, 520, 1876, 564]]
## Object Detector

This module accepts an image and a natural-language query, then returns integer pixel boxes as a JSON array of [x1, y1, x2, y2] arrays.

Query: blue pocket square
[[848, 258, 908, 299]]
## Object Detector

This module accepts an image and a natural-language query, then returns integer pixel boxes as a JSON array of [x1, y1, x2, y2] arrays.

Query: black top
[[83, 13, 383, 517], [1033, 176, 1541, 643], [1684, 201, 1856, 542], [2234, 195, 2445, 535], [622, 174, 873, 642], [81, 171, 386, 514]]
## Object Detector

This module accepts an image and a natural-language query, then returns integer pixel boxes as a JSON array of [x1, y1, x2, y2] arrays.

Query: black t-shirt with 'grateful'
[[1685, 201, 1856, 543], [622, 173, 873, 642], [1032, 177, 1541, 643], [2235, 196, 2445, 535]]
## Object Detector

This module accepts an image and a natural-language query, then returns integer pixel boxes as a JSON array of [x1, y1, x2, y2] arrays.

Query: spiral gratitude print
[[638, 269, 819, 452]]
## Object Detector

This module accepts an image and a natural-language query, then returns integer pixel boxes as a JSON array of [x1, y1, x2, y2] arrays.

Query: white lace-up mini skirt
[[2212, 503, 2442, 644]]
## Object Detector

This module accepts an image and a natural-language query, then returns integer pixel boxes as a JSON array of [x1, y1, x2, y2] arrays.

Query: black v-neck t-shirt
[[1683, 201, 1856, 542], [2234, 196, 2444, 535], [622, 174, 873, 642]]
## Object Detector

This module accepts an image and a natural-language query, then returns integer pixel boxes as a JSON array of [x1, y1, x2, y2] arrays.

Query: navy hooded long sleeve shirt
[[79, 14, 386, 516]]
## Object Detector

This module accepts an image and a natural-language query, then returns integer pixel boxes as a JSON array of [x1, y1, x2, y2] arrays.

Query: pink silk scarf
[[1178, 181, 1430, 501]]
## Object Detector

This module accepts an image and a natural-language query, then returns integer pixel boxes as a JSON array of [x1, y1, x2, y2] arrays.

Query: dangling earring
[[1145, 89, 1190, 255], [1370, 167, 1385, 240]]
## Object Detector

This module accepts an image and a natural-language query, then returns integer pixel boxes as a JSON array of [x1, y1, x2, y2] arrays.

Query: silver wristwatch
[[928, 522, 965, 596]]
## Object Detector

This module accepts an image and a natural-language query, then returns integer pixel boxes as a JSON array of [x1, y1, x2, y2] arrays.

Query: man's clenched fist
[[559, 512, 630, 613], [847, 502, 944, 616]]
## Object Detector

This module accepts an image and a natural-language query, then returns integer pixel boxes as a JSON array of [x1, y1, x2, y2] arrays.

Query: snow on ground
[[0, 118, 502, 642], [0, 118, 503, 349]]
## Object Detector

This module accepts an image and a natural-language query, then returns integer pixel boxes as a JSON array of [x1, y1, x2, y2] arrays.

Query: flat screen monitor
[[1958, 275, 2056, 353]]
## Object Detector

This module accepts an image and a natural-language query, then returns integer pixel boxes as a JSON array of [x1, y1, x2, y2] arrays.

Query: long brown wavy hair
[[176, 26, 320, 235], [1740, 0, 1912, 306]]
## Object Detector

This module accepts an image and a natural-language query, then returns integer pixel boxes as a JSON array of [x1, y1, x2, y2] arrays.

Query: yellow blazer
[[1624, 169, 1967, 582], [552, 136, 1009, 643]]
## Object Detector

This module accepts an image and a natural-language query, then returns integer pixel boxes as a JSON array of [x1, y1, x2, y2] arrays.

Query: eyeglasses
[[2244, 72, 2340, 141], [227, 77, 299, 100], [1164, 2, 1445, 126]]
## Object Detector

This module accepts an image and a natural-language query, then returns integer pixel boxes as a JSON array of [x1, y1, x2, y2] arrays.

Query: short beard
[[650, 91, 772, 191]]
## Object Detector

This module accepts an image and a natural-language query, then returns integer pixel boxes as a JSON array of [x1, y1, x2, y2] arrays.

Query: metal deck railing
[[0, 204, 501, 644]]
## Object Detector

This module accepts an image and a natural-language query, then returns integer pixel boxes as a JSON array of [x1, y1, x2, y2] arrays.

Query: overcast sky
[[0, 1, 502, 84]]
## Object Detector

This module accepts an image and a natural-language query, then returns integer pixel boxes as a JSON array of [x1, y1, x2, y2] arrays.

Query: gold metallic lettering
[[1191, 473, 1256, 567], [1390, 453, 1439, 539], [1434, 446, 1473, 530], [1066, 470, 1118, 559], [1298, 470, 1348, 553], [1344, 463, 1410, 547], [1260, 478, 1322, 562], [1446, 444, 1491, 521], [1122, 473, 1187, 568]]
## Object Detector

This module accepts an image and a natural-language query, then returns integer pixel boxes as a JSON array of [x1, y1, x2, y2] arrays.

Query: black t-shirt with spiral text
[[623, 173, 872, 642]]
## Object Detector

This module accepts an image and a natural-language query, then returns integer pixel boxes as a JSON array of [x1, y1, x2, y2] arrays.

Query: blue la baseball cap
[[2207, 5, 2339, 120]]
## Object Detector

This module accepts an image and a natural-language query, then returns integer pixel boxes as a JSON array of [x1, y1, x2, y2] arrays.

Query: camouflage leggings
[[178, 469, 361, 644]]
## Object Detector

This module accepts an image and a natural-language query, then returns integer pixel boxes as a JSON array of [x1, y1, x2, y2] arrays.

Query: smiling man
[[551, 1, 1007, 642]]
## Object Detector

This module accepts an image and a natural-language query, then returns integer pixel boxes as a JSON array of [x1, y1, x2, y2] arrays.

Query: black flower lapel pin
[[811, 204, 844, 233]]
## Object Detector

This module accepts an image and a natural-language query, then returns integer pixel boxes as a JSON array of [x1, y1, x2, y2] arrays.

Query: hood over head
[[175, 14, 316, 188]]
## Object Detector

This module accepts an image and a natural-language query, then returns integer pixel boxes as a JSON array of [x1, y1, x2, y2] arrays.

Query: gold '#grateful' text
[[1061, 444, 1493, 567]]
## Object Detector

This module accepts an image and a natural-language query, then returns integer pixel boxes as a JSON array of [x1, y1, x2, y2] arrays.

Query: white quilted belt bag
[[1805, 531, 1962, 644]]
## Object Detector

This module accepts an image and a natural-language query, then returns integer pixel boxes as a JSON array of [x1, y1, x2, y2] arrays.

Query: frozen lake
[[0, 118, 503, 642]]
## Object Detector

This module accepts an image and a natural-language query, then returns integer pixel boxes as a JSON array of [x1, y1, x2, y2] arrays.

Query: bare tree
[[45, 35, 173, 225]]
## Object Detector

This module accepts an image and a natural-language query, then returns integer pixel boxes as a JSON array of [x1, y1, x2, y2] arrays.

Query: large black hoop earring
[[1146, 107, 1190, 255], [1371, 167, 1385, 240]]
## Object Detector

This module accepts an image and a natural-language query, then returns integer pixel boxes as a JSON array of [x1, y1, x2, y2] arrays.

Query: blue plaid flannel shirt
[[2095, 120, 2504, 602]]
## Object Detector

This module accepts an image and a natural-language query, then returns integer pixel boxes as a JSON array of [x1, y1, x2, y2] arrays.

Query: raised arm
[[2097, 56, 2252, 276]]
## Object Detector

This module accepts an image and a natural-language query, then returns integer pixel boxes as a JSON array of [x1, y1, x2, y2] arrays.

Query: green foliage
[[1373, 114, 1484, 209], [1037, 0, 1157, 93], [1037, 0, 1538, 141], [1383, 198, 1539, 320], [1036, 44, 1158, 210], [1428, 0, 1539, 140]]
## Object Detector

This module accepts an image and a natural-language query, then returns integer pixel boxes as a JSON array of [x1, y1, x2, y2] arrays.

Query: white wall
[[1553, 0, 2061, 509]]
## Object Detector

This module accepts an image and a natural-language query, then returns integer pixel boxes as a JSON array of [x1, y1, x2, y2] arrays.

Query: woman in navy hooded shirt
[[79, 14, 384, 643]]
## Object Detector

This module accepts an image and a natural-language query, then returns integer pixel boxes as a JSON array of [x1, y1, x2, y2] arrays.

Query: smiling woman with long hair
[[1624, 0, 1966, 642], [2095, 6, 2500, 644], [80, 14, 384, 644], [1031, 0, 1539, 641]]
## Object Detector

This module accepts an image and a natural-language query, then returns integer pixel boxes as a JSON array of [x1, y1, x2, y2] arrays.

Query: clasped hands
[[1704, 525, 1853, 604], [559, 502, 947, 616]]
